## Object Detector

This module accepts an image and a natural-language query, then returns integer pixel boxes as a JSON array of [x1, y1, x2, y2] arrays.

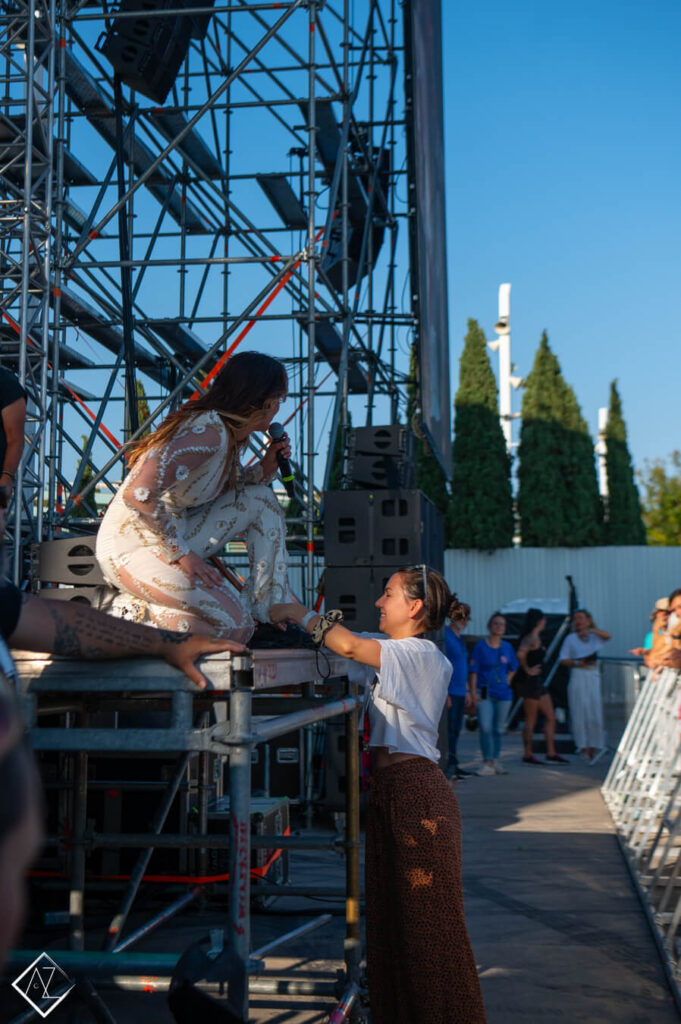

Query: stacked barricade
[[602, 666, 681, 998]]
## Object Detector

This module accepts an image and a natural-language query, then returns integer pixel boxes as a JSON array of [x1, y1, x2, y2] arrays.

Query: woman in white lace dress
[[96, 351, 291, 642]]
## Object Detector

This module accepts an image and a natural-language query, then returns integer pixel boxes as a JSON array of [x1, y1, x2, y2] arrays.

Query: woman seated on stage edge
[[96, 351, 292, 643]]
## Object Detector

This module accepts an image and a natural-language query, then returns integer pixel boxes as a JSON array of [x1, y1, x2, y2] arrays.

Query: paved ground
[[455, 727, 679, 1023], [3, 722, 678, 1023]]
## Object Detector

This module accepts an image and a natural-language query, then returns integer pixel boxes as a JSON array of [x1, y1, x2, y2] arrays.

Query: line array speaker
[[98, 0, 215, 105], [324, 489, 443, 571]]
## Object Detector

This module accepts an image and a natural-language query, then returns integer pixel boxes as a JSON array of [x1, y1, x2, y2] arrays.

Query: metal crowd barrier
[[9, 647, 364, 1023], [602, 665, 681, 1010]]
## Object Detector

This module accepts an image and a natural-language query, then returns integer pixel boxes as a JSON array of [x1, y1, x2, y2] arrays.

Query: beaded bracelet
[[311, 609, 344, 646]]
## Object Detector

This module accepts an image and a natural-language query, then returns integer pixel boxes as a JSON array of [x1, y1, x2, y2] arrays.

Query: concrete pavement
[[455, 727, 678, 1023]]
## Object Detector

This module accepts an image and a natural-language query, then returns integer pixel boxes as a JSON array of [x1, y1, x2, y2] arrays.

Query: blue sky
[[442, 0, 681, 475]]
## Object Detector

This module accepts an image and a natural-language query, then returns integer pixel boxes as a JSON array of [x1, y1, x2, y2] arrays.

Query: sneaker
[[456, 768, 474, 778], [477, 763, 495, 776], [493, 761, 509, 775], [522, 755, 542, 765], [545, 754, 570, 765]]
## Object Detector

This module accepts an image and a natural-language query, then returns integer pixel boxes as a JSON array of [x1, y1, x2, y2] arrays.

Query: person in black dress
[[515, 608, 569, 765]]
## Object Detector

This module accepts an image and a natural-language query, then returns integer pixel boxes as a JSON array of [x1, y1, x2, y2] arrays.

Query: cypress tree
[[517, 333, 568, 545], [447, 319, 513, 548], [559, 378, 603, 546], [604, 380, 646, 544], [406, 342, 449, 516], [518, 332, 601, 546]]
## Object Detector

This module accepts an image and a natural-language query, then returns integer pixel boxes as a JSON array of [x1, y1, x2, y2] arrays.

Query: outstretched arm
[[269, 602, 381, 668], [9, 596, 246, 688]]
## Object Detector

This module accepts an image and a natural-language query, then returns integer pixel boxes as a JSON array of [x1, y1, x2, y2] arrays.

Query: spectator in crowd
[[469, 612, 518, 776], [515, 608, 569, 766], [646, 589, 681, 673], [0, 366, 27, 514], [444, 599, 473, 781], [630, 598, 669, 667], [559, 609, 611, 762]]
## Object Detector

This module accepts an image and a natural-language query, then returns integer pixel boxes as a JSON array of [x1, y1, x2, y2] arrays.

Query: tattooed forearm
[[42, 601, 166, 660], [47, 605, 84, 658]]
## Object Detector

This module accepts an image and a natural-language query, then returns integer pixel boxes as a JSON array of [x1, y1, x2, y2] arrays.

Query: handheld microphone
[[268, 421, 295, 498]]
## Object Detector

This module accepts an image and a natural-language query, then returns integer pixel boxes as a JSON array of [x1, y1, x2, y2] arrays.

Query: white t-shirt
[[368, 637, 451, 763], [560, 632, 606, 665]]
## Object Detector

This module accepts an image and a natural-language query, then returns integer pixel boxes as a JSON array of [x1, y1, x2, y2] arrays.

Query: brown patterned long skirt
[[365, 758, 487, 1024]]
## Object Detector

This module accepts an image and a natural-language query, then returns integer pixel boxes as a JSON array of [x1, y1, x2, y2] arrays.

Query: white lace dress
[[96, 409, 289, 642]]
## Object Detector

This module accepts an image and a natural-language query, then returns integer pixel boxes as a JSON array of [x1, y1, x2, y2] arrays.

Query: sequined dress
[[96, 410, 289, 642]]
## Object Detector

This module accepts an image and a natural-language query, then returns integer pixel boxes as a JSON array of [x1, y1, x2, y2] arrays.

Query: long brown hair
[[127, 351, 288, 468]]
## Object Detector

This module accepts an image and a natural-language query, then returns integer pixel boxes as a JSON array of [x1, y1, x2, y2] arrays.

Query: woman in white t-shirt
[[559, 608, 611, 761], [270, 566, 487, 1024]]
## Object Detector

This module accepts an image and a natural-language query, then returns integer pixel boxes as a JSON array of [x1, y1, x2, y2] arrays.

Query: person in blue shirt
[[469, 612, 518, 776], [444, 599, 473, 781]]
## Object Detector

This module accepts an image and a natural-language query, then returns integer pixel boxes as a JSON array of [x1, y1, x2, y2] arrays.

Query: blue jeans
[[477, 697, 511, 762], [447, 695, 466, 768]]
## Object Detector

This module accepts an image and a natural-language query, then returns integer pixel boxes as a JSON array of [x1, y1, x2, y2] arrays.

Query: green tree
[[559, 376, 603, 546], [447, 319, 513, 548], [134, 379, 151, 438], [72, 434, 97, 519], [604, 380, 646, 545], [518, 332, 601, 546], [640, 452, 681, 545], [406, 342, 449, 516]]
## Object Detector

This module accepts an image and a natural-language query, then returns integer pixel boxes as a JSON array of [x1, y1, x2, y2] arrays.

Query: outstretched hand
[[269, 602, 301, 627], [161, 633, 247, 688]]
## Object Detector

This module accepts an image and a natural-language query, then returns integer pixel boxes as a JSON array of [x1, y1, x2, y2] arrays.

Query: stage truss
[[1, 0, 418, 596]]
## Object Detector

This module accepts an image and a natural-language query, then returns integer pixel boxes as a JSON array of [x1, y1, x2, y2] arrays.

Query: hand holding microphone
[[266, 421, 295, 498]]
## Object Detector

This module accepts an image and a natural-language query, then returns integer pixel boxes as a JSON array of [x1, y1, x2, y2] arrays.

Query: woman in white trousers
[[559, 609, 611, 760]]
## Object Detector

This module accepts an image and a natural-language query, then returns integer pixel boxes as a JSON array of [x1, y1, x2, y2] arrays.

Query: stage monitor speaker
[[32, 537, 106, 586], [324, 489, 443, 571], [98, 0, 215, 105]]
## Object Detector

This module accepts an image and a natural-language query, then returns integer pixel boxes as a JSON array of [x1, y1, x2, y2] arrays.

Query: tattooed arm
[[9, 596, 246, 689]]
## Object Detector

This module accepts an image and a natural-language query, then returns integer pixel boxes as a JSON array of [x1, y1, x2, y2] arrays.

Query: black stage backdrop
[[403, 0, 451, 478]]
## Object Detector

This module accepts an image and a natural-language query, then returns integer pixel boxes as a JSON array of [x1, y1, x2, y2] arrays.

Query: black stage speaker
[[348, 424, 414, 458], [325, 489, 443, 571], [98, 0, 215, 105], [346, 452, 414, 489], [324, 566, 391, 631], [346, 424, 415, 489]]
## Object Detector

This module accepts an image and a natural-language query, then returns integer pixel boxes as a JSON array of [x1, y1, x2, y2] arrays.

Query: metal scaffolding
[[602, 666, 681, 1012], [0, 0, 413, 595]]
